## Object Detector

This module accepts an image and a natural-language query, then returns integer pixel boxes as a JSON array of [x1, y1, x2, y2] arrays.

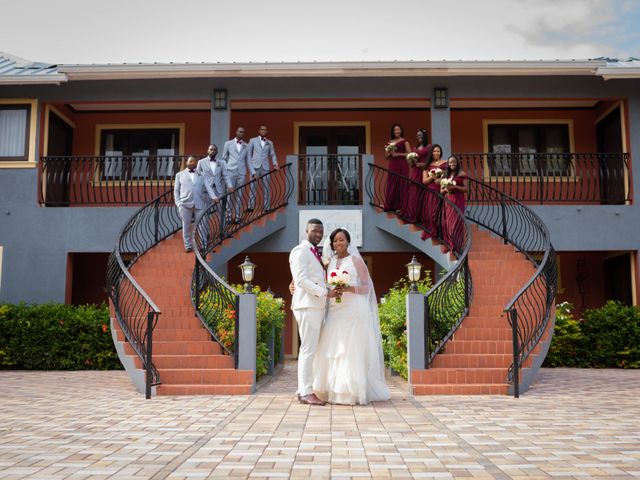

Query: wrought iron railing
[[365, 163, 473, 363], [39, 155, 190, 206], [458, 152, 631, 204], [106, 189, 182, 398], [465, 178, 558, 397], [298, 154, 362, 205], [192, 164, 294, 366]]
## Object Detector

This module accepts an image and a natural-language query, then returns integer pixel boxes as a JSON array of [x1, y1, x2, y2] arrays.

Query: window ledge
[[0, 162, 37, 169]]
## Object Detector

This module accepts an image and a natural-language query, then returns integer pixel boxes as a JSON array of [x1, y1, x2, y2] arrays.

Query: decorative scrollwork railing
[[39, 155, 190, 206], [464, 178, 558, 397], [192, 164, 295, 366], [458, 152, 630, 205], [365, 163, 473, 363], [106, 189, 182, 398], [298, 154, 362, 205]]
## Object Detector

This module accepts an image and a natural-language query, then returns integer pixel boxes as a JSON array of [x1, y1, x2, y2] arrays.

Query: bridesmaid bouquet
[[440, 177, 457, 192], [385, 143, 397, 153], [406, 152, 419, 166], [328, 269, 351, 303], [428, 167, 444, 178]]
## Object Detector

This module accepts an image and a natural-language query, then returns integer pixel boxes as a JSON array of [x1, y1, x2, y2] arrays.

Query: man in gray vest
[[247, 125, 279, 211], [174, 156, 206, 252], [197, 144, 233, 240], [221, 126, 255, 223]]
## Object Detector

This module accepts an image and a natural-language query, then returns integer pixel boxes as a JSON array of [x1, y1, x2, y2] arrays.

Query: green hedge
[[201, 285, 285, 379], [378, 277, 433, 379], [544, 301, 640, 368], [0, 303, 122, 370]]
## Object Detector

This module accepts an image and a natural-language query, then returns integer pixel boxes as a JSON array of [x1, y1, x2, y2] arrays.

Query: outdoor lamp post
[[239, 256, 256, 292], [405, 255, 422, 293]]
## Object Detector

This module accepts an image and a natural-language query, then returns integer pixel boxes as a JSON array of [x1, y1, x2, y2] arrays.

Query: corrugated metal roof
[[0, 52, 66, 84]]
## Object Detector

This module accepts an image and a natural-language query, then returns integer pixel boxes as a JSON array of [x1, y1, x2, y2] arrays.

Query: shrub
[[580, 301, 640, 368], [199, 285, 286, 379], [544, 301, 640, 368], [0, 303, 121, 370], [378, 276, 433, 379], [543, 302, 584, 367]]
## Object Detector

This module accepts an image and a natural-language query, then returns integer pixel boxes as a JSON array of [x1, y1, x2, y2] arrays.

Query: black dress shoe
[[246, 207, 254, 212]]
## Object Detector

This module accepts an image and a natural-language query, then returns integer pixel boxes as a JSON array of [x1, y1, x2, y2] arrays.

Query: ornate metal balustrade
[[192, 164, 294, 366], [365, 164, 473, 364], [458, 152, 631, 204], [298, 154, 362, 205], [465, 179, 558, 397], [106, 189, 182, 398], [39, 155, 190, 206]]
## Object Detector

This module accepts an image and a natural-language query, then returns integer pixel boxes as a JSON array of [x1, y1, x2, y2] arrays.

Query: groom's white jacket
[[289, 239, 327, 310]]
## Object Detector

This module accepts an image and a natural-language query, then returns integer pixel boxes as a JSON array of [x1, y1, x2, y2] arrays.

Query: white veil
[[322, 230, 391, 401]]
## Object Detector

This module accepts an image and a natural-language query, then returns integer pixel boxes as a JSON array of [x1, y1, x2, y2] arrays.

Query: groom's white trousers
[[293, 307, 324, 396]]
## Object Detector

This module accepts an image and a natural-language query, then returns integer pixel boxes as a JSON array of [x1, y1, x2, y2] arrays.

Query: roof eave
[[58, 60, 605, 81], [0, 74, 67, 85], [597, 67, 640, 80]]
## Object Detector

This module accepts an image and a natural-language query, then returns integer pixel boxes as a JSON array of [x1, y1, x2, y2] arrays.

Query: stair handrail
[[365, 163, 473, 366], [192, 163, 295, 367], [106, 188, 182, 398], [463, 176, 558, 397]]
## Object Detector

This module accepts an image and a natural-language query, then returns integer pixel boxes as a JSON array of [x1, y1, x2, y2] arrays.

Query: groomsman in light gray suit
[[247, 125, 279, 211], [221, 126, 255, 223], [174, 157, 206, 252], [197, 144, 233, 238]]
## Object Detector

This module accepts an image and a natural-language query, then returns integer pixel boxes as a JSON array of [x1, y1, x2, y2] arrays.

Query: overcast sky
[[1, 0, 639, 64]]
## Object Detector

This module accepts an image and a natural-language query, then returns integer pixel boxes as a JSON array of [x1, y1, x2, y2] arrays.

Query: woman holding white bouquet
[[440, 155, 468, 254], [312, 228, 391, 405], [404, 129, 431, 224], [420, 144, 447, 241]]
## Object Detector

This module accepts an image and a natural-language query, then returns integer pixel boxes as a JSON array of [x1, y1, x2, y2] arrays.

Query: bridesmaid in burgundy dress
[[420, 145, 447, 241], [403, 129, 431, 223], [440, 155, 468, 254], [383, 124, 411, 213]]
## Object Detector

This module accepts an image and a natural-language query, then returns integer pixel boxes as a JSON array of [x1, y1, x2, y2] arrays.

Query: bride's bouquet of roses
[[327, 269, 351, 303], [406, 152, 419, 166]]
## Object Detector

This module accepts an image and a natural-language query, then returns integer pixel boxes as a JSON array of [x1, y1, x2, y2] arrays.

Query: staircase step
[[454, 327, 513, 341], [124, 341, 222, 356], [158, 368, 253, 385], [442, 340, 514, 355], [156, 384, 252, 395], [413, 384, 510, 395], [431, 353, 532, 369], [412, 368, 508, 384], [135, 354, 233, 369]]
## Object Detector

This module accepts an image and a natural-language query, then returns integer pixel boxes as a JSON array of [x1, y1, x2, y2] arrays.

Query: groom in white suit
[[289, 218, 337, 406]]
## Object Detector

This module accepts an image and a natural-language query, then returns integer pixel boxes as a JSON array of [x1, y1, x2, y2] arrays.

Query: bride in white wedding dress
[[312, 228, 391, 405]]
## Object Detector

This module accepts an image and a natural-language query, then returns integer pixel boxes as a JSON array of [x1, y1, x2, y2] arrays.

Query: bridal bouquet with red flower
[[428, 167, 444, 178], [327, 269, 351, 303]]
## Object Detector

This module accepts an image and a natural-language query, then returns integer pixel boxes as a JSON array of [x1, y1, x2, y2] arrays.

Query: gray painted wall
[[1, 74, 639, 303]]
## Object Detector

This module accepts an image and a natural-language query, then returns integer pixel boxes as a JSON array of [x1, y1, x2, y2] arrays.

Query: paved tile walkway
[[1, 365, 639, 479]]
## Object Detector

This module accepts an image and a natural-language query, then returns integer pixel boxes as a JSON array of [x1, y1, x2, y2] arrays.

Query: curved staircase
[[367, 163, 557, 396], [107, 165, 293, 397]]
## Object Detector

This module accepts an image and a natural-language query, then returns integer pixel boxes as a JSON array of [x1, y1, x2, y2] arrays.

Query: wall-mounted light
[[213, 89, 227, 110], [434, 87, 448, 109]]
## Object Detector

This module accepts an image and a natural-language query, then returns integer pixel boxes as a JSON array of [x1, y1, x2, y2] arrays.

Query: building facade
[[1, 53, 639, 359]]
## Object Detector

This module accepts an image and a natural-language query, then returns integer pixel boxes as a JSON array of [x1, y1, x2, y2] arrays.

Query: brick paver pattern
[[1, 365, 639, 479]]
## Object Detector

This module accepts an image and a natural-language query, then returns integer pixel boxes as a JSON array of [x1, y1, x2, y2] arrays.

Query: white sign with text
[[299, 210, 363, 247]]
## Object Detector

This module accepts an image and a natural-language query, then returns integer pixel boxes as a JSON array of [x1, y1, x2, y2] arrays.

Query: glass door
[[298, 126, 365, 205]]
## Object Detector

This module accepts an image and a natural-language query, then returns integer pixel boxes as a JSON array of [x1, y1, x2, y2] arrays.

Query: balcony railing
[[298, 154, 362, 205], [458, 153, 631, 204], [39, 155, 190, 206]]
